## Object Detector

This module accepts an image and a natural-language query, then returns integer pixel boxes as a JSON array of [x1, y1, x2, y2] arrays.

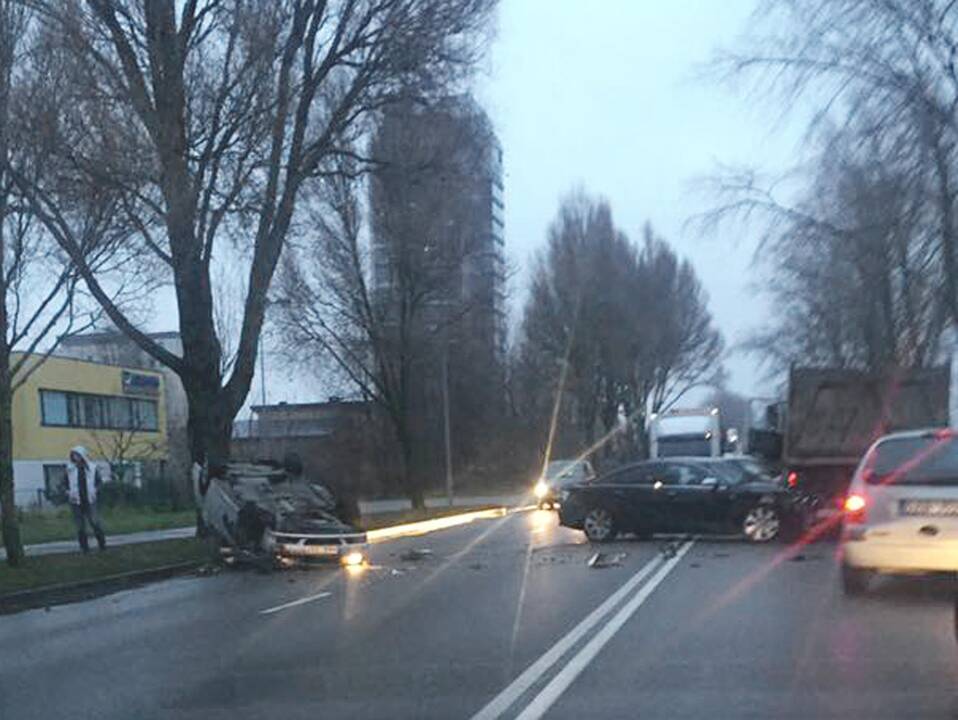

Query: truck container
[[784, 366, 950, 524]]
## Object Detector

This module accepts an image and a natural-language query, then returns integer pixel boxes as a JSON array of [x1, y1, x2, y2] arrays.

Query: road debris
[[399, 548, 434, 562], [587, 552, 626, 568], [659, 540, 685, 559]]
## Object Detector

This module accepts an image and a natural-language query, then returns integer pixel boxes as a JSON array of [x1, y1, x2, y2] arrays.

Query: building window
[[40, 390, 69, 426], [43, 464, 67, 505], [39, 390, 159, 432]]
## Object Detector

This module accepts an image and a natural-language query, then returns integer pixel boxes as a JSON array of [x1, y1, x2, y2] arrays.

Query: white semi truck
[[648, 407, 722, 459]]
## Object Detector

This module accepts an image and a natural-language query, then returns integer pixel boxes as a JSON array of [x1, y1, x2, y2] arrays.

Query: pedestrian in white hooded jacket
[[66, 446, 107, 552]]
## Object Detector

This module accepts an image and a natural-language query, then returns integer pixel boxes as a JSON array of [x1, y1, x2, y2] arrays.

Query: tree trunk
[[184, 375, 233, 495], [0, 350, 22, 567], [395, 423, 424, 509]]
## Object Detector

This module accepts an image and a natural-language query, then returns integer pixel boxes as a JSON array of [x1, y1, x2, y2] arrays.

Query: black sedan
[[558, 457, 804, 543]]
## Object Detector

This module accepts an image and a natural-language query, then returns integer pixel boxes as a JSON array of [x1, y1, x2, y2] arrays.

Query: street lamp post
[[442, 339, 453, 506]]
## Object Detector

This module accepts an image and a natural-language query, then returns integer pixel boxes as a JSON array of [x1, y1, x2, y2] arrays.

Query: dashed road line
[[259, 591, 332, 615]]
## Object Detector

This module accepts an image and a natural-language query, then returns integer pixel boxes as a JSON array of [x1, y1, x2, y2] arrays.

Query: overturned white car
[[193, 462, 368, 567]]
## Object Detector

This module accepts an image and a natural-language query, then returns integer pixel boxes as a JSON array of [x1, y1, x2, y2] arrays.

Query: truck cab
[[649, 407, 722, 459]]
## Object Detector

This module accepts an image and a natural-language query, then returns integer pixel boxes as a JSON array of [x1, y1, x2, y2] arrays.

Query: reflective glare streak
[[365, 507, 509, 543], [539, 321, 577, 476], [528, 509, 553, 534]]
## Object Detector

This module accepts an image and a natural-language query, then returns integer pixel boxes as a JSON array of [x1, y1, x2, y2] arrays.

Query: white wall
[[13, 460, 52, 508]]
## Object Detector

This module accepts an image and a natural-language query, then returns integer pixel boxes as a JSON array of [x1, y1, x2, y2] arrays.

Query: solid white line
[[468, 553, 664, 720], [258, 591, 332, 615], [514, 541, 694, 720]]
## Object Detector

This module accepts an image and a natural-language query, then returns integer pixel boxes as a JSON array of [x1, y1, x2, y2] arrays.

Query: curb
[[0, 503, 535, 613], [0, 560, 203, 615]]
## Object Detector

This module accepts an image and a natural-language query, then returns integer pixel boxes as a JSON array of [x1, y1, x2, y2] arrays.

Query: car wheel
[[583, 507, 616, 543], [742, 504, 781, 543], [841, 563, 871, 596]]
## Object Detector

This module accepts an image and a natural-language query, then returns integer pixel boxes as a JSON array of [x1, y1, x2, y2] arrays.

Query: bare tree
[[518, 193, 633, 448], [9, 0, 496, 495], [701, 127, 945, 376], [516, 194, 723, 463], [718, 0, 958, 326], [89, 422, 167, 485], [274, 99, 495, 506], [275, 149, 484, 507], [634, 226, 724, 414], [0, 2, 126, 566]]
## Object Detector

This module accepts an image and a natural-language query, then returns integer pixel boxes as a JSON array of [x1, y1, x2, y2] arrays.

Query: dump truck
[[783, 366, 950, 528]]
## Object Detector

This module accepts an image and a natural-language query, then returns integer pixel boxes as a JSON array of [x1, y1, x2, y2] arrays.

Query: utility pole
[[442, 339, 453, 506], [259, 334, 267, 406]]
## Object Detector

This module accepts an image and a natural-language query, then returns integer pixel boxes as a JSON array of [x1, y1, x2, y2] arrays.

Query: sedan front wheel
[[583, 507, 617, 543], [742, 504, 781, 543]]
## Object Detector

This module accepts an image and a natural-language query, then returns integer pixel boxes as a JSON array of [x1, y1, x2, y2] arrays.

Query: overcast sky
[[475, 0, 809, 398], [210, 0, 816, 411]]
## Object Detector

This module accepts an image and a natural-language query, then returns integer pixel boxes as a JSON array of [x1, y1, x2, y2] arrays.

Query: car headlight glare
[[534, 480, 549, 499], [341, 550, 365, 567]]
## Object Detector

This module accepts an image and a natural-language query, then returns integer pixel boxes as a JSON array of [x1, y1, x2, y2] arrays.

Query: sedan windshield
[[868, 435, 958, 485]]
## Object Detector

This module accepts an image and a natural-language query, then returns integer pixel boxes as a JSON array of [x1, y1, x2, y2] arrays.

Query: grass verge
[[359, 504, 496, 531], [0, 538, 206, 595], [18, 507, 196, 545]]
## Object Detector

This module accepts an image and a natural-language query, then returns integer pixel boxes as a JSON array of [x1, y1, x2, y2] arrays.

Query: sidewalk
[[1, 494, 524, 560]]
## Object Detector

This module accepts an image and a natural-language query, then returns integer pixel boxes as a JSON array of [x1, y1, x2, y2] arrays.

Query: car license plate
[[899, 499, 958, 517], [283, 543, 339, 557]]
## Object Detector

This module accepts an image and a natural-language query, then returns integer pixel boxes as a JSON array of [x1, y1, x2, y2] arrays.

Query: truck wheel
[[841, 564, 871, 595], [742, 505, 781, 542], [583, 507, 617, 543]]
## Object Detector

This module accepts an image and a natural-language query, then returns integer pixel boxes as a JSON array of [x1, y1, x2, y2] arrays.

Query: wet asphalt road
[[0, 509, 955, 720]]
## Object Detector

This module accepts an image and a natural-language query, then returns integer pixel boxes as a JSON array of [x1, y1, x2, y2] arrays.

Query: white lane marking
[[469, 553, 664, 720], [514, 541, 694, 720], [258, 591, 332, 616]]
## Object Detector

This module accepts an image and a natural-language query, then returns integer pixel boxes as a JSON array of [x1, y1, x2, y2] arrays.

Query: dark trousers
[[71, 502, 106, 551]]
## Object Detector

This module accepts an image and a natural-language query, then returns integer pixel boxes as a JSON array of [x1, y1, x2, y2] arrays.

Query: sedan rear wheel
[[742, 505, 781, 543], [583, 507, 616, 543]]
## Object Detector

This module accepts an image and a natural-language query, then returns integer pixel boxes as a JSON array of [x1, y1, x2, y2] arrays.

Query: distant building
[[58, 330, 189, 486], [370, 94, 506, 364], [11, 353, 167, 507], [232, 399, 399, 497]]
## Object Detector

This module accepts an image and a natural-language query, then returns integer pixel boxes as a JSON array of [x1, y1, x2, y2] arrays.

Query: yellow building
[[11, 353, 168, 507]]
